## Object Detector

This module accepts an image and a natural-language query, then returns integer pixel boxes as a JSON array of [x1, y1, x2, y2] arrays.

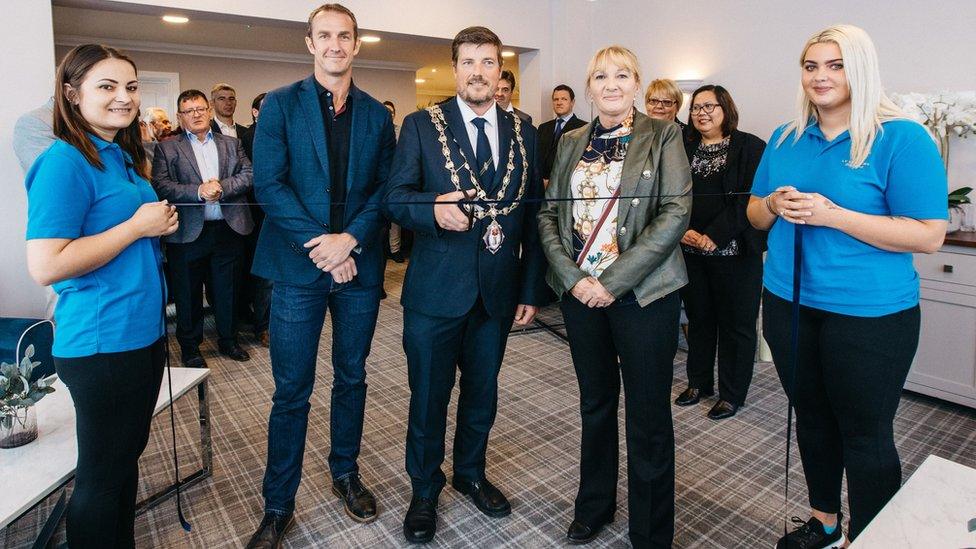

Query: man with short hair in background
[[536, 84, 586, 186], [210, 83, 247, 138], [494, 69, 532, 125]]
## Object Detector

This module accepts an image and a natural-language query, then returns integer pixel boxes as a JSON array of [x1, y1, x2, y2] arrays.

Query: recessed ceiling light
[[415, 78, 426, 84], [431, 68, 437, 73], [361, 35, 381, 43], [162, 15, 189, 24], [501, 50, 515, 58]]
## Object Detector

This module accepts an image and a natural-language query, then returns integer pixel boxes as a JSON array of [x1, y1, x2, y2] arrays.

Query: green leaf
[[948, 186, 972, 197], [0, 363, 16, 379], [24, 344, 34, 360]]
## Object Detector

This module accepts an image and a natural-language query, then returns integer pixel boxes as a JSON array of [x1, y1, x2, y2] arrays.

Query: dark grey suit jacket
[[512, 107, 533, 126], [151, 132, 254, 244]]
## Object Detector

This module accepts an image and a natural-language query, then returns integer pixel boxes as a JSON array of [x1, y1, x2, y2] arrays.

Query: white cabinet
[[908, 244, 976, 408]]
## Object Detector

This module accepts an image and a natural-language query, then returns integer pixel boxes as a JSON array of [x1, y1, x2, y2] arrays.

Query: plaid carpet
[[4, 261, 975, 548]]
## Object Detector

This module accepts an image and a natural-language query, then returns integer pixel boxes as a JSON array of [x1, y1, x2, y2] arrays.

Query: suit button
[[641, 169, 652, 179], [631, 198, 640, 206], [619, 226, 627, 235]]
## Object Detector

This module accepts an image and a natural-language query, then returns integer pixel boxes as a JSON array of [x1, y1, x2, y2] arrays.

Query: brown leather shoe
[[257, 330, 270, 348]]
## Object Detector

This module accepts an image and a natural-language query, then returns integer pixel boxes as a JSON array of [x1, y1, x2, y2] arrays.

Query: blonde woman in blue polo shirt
[[747, 25, 947, 548], [25, 44, 178, 548]]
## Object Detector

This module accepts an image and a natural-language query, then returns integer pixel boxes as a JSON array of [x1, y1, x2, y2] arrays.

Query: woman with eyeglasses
[[673, 85, 766, 420], [25, 44, 178, 548], [747, 25, 946, 547], [538, 46, 691, 547], [644, 79, 686, 129]]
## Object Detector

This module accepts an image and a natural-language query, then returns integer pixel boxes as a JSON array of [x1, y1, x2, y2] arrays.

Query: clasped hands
[[434, 189, 477, 232], [766, 186, 840, 227], [571, 276, 615, 308], [681, 230, 719, 252], [198, 178, 222, 202], [304, 232, 358, 283]]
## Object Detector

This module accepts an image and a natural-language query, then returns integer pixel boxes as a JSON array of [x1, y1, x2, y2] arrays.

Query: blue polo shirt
[[752, 119, 947, 317], [25, 135, 165, 358]]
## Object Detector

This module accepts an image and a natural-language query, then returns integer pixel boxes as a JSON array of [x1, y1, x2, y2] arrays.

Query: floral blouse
[[571, 111, 633, 277]]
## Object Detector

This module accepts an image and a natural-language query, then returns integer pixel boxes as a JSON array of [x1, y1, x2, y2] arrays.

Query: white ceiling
[[52, 2, 522, 97]]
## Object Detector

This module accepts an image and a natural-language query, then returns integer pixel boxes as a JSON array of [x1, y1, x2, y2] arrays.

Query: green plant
[[949, 187, 972, 207], [0, 345, 57, 430]]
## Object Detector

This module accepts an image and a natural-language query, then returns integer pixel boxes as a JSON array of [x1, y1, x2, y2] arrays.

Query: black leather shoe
[[707, 400, 738, 420], [219, 344, 251, 362], [181, 348, 207, 368], [674, 386, 713, 406], [244, 512, 294, 549], [331, 474, 377, 523], [451, 477, 511, 518], [403, 496, 437, 544], [566, 519, 611, 545]]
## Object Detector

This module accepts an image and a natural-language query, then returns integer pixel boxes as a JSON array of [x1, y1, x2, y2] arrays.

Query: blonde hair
[[210, 82, 235, 98], [586, 45, 641, 89], [644, 79, 683, 111], [778, 24, 905, 168]]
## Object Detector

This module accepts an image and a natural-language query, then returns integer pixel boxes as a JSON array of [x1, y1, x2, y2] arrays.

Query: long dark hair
[[53, 44, 149, 179], [686, 84, 739, 141]]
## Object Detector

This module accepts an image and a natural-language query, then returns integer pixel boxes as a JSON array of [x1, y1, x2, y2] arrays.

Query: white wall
[[54, 46, 417, 128], [0, 3, 55, 318]]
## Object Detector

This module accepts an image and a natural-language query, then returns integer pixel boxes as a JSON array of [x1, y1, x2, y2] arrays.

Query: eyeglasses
[[690, 103, 721, 115], [647, 98, 676, 108], [179, 107, 209, 116]]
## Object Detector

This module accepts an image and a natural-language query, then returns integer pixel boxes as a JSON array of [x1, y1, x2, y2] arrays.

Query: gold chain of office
[[426, 104, 528, 219]]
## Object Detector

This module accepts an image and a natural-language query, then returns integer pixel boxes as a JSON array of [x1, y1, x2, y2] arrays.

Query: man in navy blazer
[[152, 89, 254, 367], [385, 26, 546, 544], [244, 5, 395, 548]]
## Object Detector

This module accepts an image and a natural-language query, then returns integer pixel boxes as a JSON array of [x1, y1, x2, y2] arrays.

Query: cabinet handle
[[943, 264, 954, 273]]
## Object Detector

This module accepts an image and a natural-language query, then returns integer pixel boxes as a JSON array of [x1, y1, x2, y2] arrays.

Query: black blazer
[[384, 98, 547, 318], [536, 114, 586, 180], [210, 119, 248, 139], [683, 128, 767, 255]]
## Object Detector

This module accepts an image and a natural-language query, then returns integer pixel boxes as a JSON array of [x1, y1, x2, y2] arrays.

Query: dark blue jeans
[[262, 279, 381, 515]]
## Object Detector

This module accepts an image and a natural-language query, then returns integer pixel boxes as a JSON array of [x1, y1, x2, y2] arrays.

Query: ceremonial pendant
[[483, 218, 505, 254]]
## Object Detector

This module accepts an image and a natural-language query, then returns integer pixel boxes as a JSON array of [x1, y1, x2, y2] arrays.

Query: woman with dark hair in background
[[674, 85, 766, 420], [24, 43, 178, 548]]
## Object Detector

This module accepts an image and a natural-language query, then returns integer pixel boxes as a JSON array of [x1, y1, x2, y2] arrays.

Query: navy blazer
[[385, 98, 547, 319], [151, 132, 254, 244], [251, 77, 396, 287]]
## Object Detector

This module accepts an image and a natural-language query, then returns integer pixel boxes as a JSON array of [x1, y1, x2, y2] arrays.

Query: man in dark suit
[[243, 4, 396, 548], [385, 26, 546, 544], [537, 84, 586, 186], [209, 83, 248, 138], [494, 69, 532, 125], [238, 92, 271, 347], [152, 89, 254, 367]]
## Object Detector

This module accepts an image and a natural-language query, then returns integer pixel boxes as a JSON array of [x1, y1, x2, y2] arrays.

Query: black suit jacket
[[536, 114, 586, 180], [683, 128, 767, 255], [384, 98, 547, 318], [210, 119, 248, 140]]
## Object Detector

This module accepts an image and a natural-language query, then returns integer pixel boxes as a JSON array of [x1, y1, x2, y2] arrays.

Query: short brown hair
[[306, 3, 358, 40], [53, 44, 148, 179], [210, 83, 235, 98], [451, 26, 502, 65], [499, 70, 516, 89], [687, 84, 739, 137]]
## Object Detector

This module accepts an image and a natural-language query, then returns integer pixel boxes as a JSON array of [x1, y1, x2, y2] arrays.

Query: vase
[[948, 206, 964, 233], [0, 406, 38, 448]]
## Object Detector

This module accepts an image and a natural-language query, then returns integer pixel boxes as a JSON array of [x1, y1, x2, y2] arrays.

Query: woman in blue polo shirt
[[747, 25, 947, 548], [25, 44, 178, 548]]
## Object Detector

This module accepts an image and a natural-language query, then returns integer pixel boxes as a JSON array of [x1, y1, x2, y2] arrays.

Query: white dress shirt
[[215, 118, 238, 139], [456, 96, 499, 169], [187, 130, 223, 220]]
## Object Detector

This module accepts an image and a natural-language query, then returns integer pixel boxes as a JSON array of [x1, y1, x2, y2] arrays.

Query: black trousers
[[762, 290, 920, 540], [679, 252, 763, 405], [167, 220, 245, 352], [561, 291, 679, 549], [403, 299, 514, 498], [54, 338, 165, 549]]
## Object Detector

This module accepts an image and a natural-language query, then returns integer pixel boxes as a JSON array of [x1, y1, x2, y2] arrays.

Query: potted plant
[[0, 344, 57, 448], [948, 187, 972, 233]]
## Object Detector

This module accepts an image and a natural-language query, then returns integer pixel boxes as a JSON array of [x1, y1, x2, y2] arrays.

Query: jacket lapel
[[614, 113, 655, 229], [298, 75, 331, 179], [346, 86, 367, 194], [177, 133, 204, 181], [440, 99, 479, 190], [491, 105, 514, 194]]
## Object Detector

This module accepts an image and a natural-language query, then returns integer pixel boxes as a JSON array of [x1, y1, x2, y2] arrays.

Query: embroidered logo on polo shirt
[[841, 159, 870, 169]]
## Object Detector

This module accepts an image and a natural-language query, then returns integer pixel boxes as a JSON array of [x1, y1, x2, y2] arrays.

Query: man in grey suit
[[152, 89, 254, 367]]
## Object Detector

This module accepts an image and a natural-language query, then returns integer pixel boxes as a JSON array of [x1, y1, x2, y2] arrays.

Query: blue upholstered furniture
[[0, 317, 54, 380]]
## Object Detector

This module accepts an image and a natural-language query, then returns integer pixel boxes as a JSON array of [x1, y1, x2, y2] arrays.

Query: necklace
[[427, 104, 528, 254]]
